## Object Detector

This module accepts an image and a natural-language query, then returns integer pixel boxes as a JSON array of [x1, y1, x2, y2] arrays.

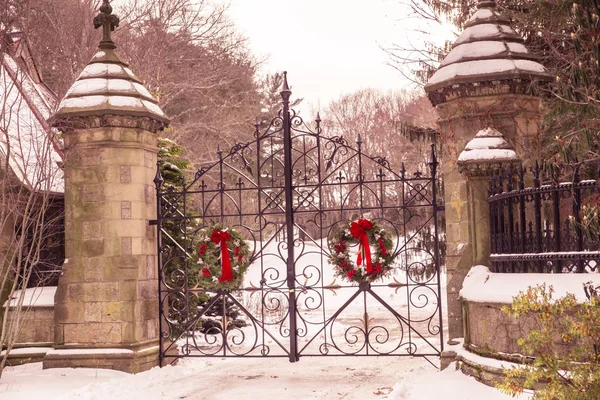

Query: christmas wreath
[[192, 225, 251, 290], [329, 219, 396, 284]]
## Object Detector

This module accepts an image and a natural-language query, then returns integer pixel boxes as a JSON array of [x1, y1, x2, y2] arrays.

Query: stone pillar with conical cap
[[424, 0, 552, 342], [43, 0, 169, 373]]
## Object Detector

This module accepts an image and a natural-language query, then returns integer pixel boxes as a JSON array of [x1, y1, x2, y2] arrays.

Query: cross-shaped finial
[[93, 0, 120, 50]]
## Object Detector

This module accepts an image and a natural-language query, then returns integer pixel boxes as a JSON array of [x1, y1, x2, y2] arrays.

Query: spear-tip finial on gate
[[315, 112, 321, 124], [280, 71, 292, 102], [428, 143, 438, 174], [153, 161, 164, 188], [94, 0, 120, 50]]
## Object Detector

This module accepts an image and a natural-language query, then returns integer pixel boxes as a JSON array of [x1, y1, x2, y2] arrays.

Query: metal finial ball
[[100, 0, 112, 14]]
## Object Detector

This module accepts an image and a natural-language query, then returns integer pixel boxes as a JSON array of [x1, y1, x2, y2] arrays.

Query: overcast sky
[[226, 0, 455, 112]]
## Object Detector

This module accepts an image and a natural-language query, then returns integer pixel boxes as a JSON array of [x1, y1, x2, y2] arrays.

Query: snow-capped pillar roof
[[457, 127, 520, 175], [49, 0, 169, 132], [424, 0, 553, 106]]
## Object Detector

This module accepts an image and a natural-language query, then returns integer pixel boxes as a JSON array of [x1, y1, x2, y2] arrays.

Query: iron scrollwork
[[155, 78, 445, 364]]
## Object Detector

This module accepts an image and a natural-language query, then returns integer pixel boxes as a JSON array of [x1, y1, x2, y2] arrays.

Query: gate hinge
[[149, 220, 158, 226]]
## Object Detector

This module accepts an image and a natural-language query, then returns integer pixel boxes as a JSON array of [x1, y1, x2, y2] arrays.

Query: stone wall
[[8, 306, 54, 345], [464, 300, 581, 362], [435, 94, 543, 339], [3, 287, 55, 366]]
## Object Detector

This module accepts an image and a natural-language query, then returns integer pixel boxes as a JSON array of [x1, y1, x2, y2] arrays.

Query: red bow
[[350, 219, 373, 273], [211, 230, 233, 282]]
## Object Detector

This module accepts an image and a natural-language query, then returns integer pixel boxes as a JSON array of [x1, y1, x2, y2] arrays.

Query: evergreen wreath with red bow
[[329, 219, 396, 284], [193, 225, 251, 290]]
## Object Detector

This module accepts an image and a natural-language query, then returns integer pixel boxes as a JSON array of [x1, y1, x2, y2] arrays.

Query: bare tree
[[323, 88, 436, 166], [319, 88, 437, 210], [9, 0, 262, 166], [14, 0, 99, 97], [114, 0, 262, 163], [0, 35, 64, 375]]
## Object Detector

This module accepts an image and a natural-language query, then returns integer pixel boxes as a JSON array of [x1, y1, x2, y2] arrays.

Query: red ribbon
[[211, 230, 233, 282], [379, 238, 387, 256], [350, 219, 373, 273]]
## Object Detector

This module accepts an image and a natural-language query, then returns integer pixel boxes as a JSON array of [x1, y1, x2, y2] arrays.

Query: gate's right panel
[[288, 119, 445, 361]]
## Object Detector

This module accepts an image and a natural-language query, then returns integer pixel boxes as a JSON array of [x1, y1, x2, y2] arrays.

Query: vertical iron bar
[[499, 170, 506, 259], [338, 172, 345, 221], [488, 172, 495, 271], [315, 116, 329, 355], [506, 165, 515, 272], [357, 135, 364, 214], [254, 120, 267, 353], [533, 162, 543, 272], [237, 177, 243, 226], [573, 165, 583, 272], [218, 146, 224, 224], [378, 169, 385, 218], [400, 162, 411, 346], [488, 172, 495, 254], [302, 135, 308, 184], [182, 175, 189, 352], [429, 145, 444, 353], [222, 291, 227, 356], [518, 165, 527, 268], [553, 183, 561, 272], [280, 72, 299, 362], [153, 162, 164, 365], [363, 290, 369, 355], [215, 144, 225, 352]]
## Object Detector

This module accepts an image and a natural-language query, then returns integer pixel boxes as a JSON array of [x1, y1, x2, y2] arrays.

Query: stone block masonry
[[44, 1, 169, 373], [434, 95, 544, 340], [423, 4, 551, 380], [46, 123, 163, 373]]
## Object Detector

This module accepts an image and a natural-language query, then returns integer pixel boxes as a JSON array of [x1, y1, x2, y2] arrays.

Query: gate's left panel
[[156, 126, 294, 362]]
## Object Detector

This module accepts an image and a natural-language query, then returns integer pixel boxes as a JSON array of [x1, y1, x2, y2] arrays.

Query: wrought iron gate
[[155, 74, 445, 365]]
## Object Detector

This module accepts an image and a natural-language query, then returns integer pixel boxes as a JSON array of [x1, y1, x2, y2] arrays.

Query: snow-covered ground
[[0, 246, 532, 400], [0, 238, 475, 399], [0, 356, 531, 400]]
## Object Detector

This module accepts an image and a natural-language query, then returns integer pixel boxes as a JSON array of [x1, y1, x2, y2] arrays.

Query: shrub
[[498, 282, 600, 399]]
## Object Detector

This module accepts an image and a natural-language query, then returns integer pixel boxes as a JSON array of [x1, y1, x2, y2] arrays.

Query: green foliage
[[191, 225, 251, 291], [579, 193, 600, 241], [498, 283, 600, 399], [157, 137, 247, 336], [541, 0, 600, 169], [157, 136, 192, 189]]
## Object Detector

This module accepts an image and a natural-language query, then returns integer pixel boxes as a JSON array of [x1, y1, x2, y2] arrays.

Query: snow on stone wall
[[460, 265, 600, 304]]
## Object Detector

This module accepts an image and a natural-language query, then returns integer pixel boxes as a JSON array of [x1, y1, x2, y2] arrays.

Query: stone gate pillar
[[424, 0, 552, 340], [43, 0, 169, 373]]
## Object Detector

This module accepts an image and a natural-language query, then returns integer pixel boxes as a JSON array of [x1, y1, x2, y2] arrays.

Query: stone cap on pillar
[[49, 0, 169, 133], [457, 127, 520, 175], [425, 0, 553, 106]]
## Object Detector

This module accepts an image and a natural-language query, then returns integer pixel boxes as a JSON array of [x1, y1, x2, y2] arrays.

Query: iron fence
[[488, 163, 600, 273]]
